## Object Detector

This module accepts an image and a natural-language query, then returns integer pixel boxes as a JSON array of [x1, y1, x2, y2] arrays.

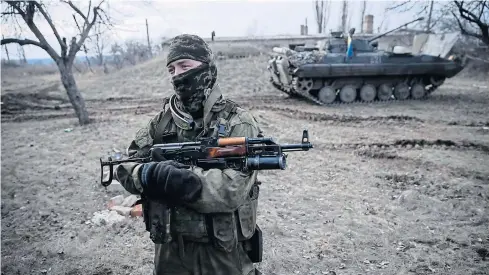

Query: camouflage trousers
[[153, 239, 258, 275]]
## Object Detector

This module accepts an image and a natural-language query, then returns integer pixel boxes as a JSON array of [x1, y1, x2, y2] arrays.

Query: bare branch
[[63, 0, 87, 21], [5, 1, 60, 60], [385, 0, 414, 11], [1, 37, 44, 49], [478, 1, 485, 19], [1, 11, 21, 15], [385, 0, 411, 11], [453, 1, 489, 45], [32, 2, 67, 51], [87, 0, 92, 21], [61, 37, 67, 59], [72, 13, 91, 46], [68, 6, 100, 62], [454, 1, 482, 22], [452, 10, 483, 39], [97, 8, 113, 27]]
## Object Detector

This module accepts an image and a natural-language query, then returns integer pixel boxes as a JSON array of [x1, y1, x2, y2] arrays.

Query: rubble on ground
[[89, 193, 143, 226]]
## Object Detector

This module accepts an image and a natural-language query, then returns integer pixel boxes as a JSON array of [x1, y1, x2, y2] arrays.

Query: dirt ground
[[1, 55, 489, 275]]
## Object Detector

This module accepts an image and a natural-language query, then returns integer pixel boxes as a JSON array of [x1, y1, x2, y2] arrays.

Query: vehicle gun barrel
[[367, 17, 424, 43]]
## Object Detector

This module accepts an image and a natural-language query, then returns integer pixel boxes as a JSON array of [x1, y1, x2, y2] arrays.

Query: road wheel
[[359, 84, 377, 102], [339, 85, 357, 103], [410, 83, 426, 99], [317, 86, 337, 104], [394, 83, 410, 100], [295, 78, 314, 93], [377, 84, 393, 101]]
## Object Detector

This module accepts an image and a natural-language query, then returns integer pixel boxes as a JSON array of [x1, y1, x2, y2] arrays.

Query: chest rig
[[154, 94, 237, 144], [145, 94, 261, 262]]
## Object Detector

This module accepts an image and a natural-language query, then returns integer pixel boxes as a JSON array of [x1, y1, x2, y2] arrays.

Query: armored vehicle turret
[[293, 17, 425, 54]]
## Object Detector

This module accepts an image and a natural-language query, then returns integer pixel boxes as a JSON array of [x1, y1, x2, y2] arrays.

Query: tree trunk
[[58, 62, 90, 125]]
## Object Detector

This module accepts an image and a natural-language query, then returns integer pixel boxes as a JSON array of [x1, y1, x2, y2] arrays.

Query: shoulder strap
[[220, 99, 238, 120], [213, 99, 239, 138], [153, 97, 173, 144]]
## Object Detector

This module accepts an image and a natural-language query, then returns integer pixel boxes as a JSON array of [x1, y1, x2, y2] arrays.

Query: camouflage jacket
[[114, 84, 261, 248]]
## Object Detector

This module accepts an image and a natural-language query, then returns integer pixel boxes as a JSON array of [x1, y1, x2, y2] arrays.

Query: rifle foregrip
[[218, 137, 246, 146], [208, 146, 247, 158]]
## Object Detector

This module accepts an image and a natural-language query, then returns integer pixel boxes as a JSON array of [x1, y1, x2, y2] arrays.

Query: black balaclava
[[167, 34, 217, 119]]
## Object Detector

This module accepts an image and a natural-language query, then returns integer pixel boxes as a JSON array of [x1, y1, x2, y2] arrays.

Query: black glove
[[140, 160, 202, 203]]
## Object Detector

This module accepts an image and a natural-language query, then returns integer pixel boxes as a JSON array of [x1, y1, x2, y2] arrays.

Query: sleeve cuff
[[132, 164, 144, 193]]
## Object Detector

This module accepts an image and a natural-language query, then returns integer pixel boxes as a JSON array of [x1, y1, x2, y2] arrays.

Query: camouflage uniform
[[287, 50, 326, 67], [114, 34, 262, 275]]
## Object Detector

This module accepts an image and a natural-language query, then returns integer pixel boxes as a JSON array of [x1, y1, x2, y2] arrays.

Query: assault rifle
[[99, 129, 313, 187], [99, 129, 313, 252]]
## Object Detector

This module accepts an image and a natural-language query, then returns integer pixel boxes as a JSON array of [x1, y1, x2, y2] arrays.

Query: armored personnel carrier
[[268, 19, 465, 105]]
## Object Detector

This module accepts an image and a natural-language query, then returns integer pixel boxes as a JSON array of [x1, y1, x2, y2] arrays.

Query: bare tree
[[145, 18, 152, 58], [1, 1, 109, 125], [110, 42, 124, 69], [452, 1, 489, 45], [93, 21, 108, 66], [313, 0, 330, 34], [322, 1, 331, 34], [387, 0, 488, 45], [108, 40, 151, 69]]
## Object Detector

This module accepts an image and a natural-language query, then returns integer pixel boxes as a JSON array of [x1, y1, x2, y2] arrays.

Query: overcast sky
[[1, 0, 420, 60]]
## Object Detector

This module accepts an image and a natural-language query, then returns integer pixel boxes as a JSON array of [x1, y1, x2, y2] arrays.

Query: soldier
[[113, 34, 263, 275]]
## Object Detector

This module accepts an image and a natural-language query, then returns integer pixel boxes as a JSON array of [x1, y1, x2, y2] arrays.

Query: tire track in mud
[[355, 146, 489, 183], [3, 94, 488, 129], [248, 105, 424, 126], [235, 95, 297, 107], [238, 95, 489, 128], [1, 102, 161, 123], [312, 139, 489, 154], [0, 94, 283, 123]]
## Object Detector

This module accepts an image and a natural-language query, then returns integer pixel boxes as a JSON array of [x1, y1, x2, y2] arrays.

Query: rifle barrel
[[281, 143, 313, 151]]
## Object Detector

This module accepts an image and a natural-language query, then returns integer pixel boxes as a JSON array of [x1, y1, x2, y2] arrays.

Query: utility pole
[[426, 0, 434, 32], [305, 17, 308, 35], [146, 18, 153, 58]]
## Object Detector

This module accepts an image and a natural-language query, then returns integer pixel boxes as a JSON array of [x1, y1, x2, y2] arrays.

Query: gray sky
[[1, 0, 419, 60]]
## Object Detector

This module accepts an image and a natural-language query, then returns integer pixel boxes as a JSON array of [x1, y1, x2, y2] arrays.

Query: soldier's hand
[[140, 160, 202, 203]]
